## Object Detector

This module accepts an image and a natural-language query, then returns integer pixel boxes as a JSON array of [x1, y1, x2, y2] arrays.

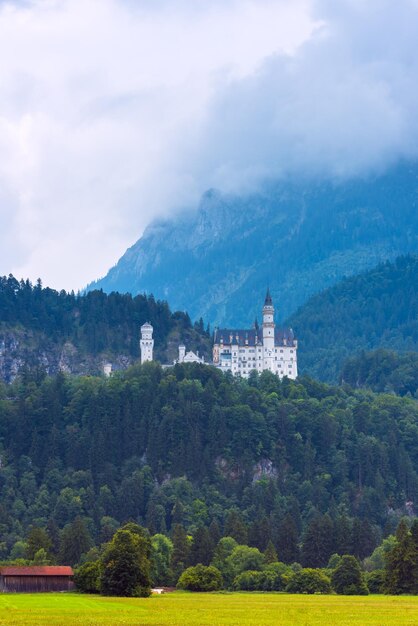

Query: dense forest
[[342, 349, 418, 397], [0, 362, 417, 567], [288, 256, 418, 382], [0, 275, 210, 381]]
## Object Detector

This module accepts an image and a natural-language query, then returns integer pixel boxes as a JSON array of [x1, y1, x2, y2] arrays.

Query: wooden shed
[[0, 566, 74, 593]]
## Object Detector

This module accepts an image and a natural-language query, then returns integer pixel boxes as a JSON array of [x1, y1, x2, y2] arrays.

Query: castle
[[212, 290, 298, 379], [139, 289, 298, 379]]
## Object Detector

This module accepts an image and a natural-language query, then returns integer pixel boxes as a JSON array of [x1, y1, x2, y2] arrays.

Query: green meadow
[[0, 592, 417, 626]]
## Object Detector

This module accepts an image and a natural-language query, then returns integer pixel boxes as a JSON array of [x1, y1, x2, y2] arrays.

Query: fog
[[0, 0, 416, 289]]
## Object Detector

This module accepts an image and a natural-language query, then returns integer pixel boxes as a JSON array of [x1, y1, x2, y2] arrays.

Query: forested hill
[[341, 349, 418, 397], [89, 161, 418, 326], [287, 256, 418, 383], [0, 363, 417, 564], [0, 275, 210, 382]]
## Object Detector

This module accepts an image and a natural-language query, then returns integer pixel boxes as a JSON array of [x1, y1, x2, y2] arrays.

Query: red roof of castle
[[0, 566, 73, 576]]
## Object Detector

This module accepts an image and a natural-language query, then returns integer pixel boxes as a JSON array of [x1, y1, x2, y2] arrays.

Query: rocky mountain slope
[[0, 277, 210, 383], [89, 162, 418, 326]]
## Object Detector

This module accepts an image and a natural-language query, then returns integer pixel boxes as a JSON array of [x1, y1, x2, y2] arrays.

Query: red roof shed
[[0, 566, 74, 593]]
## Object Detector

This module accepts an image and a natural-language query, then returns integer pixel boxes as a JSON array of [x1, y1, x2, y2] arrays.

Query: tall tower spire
[[264, 287, 273, 307], [262, 289, 275, 353]]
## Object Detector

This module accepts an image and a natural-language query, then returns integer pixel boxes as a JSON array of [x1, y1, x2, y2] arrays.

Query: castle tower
[[262, 288, 275, 353], [103, 363, 112, 377], [140, 322, 154, 363], [178, 344, 186, 363]]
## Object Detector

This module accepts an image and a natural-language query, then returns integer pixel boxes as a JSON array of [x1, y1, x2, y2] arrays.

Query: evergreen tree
[[276, 514, 299, 564], [190, 527, 214, 566], [26, 527, 52, 561], [224, 511, 248, 545], [264, 540, 278, 564], [171, 524, 190, 580], [208, 520, 222, 547], [248, 516, 271, 552], [333, 515, 352, 555], [410, 520, 418, 594], [301, 514, 334, 568], [384, 519, 418, 594], [58, 517, 93, 566]]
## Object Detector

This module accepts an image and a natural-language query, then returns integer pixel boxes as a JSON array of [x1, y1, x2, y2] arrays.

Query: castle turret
[[103, 363, 112, 377], [140, 322, 154, 363], [178, 344, 186, 363], [262, 288, 275, 352]]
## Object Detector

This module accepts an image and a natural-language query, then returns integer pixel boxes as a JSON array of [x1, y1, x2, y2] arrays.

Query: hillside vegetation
[[0, 363, 417, 564], [288, 256, 418, 382], [0, 275, 210, 382], [342, 349, 418, 397]]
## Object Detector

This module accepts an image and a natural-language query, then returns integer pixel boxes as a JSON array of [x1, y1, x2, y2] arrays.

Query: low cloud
[[0, 0, 417, 290], [195, 0, 418, 189]]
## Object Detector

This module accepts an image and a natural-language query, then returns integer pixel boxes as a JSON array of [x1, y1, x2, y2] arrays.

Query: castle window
[[280, 349, 283, 353]]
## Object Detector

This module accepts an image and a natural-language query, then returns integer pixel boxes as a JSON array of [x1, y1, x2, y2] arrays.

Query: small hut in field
[[0, 566, 74, 593]]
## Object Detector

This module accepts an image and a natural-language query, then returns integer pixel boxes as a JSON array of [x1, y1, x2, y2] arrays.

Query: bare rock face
[[0, 328, 135, 383], [252, 459, 278, 483]]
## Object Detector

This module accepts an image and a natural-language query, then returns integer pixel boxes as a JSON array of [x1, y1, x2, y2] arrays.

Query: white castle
[[212, 290, 298, 379], [140, 290, 298, 379]]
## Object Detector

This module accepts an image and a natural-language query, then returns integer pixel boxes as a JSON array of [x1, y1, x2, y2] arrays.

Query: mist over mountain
[[89, 161, 418, 327]]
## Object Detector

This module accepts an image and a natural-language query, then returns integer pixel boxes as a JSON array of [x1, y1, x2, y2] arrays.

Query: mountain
[[88, 161, 418, 326], [287, 256, 418, 382], [0, 275, 211, 382]]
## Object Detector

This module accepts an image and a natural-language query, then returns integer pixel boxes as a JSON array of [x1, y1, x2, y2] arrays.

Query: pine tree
[[26, 527, 52, 561], [302, 514, 334, 568], [189, 527, 214, 566], [171, 524, 190, 580], [264, 540, 278, 564], [384, 519, 417, 594], [410, 520, 418, 594], [276, 514, 299, 564], [58, 517, 93, 566], [224, 511, 248, 545], [208, 520, 222, 547], [248, 516, 271, 551]]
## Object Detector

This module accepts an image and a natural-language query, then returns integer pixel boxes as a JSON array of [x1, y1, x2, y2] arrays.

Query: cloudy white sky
[[0, 0, 417, 290]]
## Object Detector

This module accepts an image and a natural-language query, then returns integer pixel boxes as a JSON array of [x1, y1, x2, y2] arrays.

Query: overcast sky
[[0, 0, 417, 291]]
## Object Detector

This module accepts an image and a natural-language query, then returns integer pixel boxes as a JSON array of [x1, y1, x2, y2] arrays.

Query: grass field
[[0, 592, 417, 626]]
